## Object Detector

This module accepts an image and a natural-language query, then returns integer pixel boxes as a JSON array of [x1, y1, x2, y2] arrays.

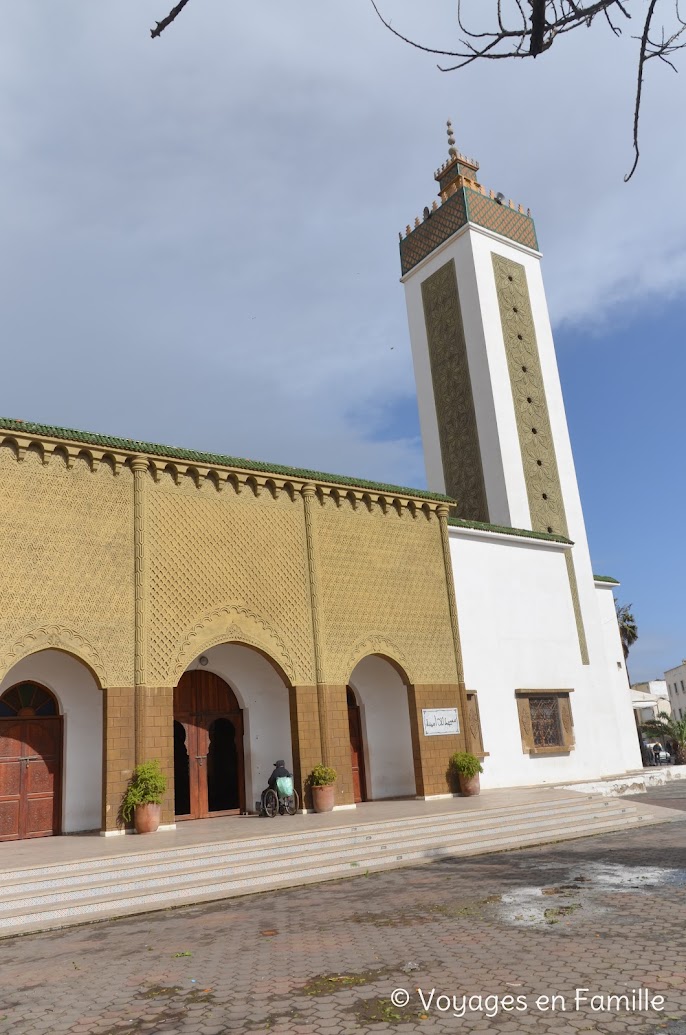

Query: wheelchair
[[261, 781, 299, 818]]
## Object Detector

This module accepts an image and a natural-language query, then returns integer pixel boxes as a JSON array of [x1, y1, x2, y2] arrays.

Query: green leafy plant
[[642, 712, 686, 765], [448, 752, 483, 779], [307, 764, 337, 787], [121, 760, 167, 822]]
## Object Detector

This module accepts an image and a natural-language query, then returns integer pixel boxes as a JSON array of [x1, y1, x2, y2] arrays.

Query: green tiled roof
[[0, 417, 452, 502], [593, 574, 620, 584], [447, 516, 572, 545]]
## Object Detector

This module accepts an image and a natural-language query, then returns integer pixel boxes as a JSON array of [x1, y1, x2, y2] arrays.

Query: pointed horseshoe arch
[[0, 626, 108, 689], [169, 605, 297, 687], [343, 636, 415, 687]]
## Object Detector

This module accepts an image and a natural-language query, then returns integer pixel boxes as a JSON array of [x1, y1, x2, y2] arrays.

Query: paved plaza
[[2, 789, 686, 1035]]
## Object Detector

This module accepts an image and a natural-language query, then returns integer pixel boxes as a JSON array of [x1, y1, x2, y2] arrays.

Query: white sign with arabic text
[[422, 707, 460, 736]]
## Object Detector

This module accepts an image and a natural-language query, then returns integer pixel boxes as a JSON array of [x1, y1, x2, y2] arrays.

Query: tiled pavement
[[3, 812, 686, 1034]]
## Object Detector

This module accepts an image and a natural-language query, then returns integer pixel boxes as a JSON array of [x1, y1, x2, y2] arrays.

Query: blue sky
[[0, 1, 683, 682], [557, 297, 686, 682]]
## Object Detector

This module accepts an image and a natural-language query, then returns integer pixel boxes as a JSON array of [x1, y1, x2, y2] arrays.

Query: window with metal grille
[[529, 696, 563, 748]]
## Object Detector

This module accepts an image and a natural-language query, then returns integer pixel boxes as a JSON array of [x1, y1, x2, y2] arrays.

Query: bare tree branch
[[371, 1, 685, 180], [530, 0, 548, 54], [151, 0, 193, 39], [624, 0, 658, 180]]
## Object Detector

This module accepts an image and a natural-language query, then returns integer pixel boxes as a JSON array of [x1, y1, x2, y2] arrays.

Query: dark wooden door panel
[[174, 672, 244, 820], [0, 721, 23, 758], [0, 718, 61, 840], [174, 673, 195, 716], [0, 757, 22, 797], [347, 689, 366, 804], [0, 720, 25, 840], [25, 795, 57, 838], [0, 800, 20, 840]]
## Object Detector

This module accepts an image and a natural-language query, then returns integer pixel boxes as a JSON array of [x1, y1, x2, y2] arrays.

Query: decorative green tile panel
[[400, 188, 538, 275], [492, 254, 589, 665], [421, 260, 489, 522]]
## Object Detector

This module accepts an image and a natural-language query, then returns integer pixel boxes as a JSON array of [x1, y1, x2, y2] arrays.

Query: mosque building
[[0, 125, 640, 841]]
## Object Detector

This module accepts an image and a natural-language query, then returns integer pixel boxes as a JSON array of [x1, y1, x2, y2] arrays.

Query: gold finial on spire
[[446, 119, 457, 159]]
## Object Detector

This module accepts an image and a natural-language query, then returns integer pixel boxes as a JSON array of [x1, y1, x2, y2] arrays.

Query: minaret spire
[[446, 119, 457, 159]]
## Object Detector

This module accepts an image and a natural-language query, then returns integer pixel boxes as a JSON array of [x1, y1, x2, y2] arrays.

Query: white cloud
[[0, 0, 683, 485]]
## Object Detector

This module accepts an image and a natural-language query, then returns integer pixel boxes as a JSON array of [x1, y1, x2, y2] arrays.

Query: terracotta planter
[[311, 784, 335, 813], [458, 773, 480, 797], [134, 803, 162, 834]]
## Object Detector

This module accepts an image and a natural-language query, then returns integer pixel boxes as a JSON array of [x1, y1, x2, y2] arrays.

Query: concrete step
[[0, 795, 664, 937], [0, 811, 655, 937], [0, 798, 644, 902], [0, 793, 637, 884], [0, 804, 645, 912]]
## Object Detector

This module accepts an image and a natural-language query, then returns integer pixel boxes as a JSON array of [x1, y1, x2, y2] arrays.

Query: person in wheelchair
[[268, 759, 293, 795], [262, 759, 298, 816]]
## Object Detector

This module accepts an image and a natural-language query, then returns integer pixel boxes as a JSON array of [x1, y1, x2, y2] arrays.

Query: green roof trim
[[0, 417, 452, 503], [593, 575, 620, 585], [447, 516, 572, 545]]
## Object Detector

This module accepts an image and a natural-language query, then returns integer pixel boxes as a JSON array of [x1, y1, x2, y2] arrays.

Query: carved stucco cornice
[[344, 635, 415, 687], [0, 625, 109, 689], [168, 604, 299, 687], [0, 427, 451, 519]]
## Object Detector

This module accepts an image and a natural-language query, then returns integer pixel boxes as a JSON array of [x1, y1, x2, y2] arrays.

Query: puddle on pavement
[[582, 862, 686, 889], [496, 861, 686, 928]]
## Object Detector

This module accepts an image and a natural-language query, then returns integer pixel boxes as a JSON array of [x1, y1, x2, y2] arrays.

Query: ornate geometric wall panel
[[400, 191, 467, 275], [421, 260, 489, 522], [315, 498, 458, 686], [0, 425, 461, 702], [146, 475, 315, 686], [0, 444, 135, 686], [464, 190, 538, 251], [400, 187, 538, 276], [492, 254, 589, 664]]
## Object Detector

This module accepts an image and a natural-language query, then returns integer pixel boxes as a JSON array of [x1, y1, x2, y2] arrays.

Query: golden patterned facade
[[0, 420, 482, 834]]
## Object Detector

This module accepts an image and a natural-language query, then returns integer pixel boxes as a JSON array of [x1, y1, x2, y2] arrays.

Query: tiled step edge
[[0, 812, 662, 935], [0, 810, 649, 916]]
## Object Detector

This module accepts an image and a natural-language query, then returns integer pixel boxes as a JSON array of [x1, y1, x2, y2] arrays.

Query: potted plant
[[121, 759, 167, 833], [307, 764, 337, 813], [449, 752, 483, 797]]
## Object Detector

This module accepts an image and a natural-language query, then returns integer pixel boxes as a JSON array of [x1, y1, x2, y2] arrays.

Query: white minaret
[[401, 121, 594, 664]]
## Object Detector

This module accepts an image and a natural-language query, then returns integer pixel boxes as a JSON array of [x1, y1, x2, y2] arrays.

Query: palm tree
[[642, 712, 686, 765], [615, 598, 638, 663]]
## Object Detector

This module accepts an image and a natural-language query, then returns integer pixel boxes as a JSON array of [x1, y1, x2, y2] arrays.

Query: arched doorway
[[0, 682, 62, 841], [348, 655, 416, 800], [347, 687, 367, 803], [173, 671, 245, 820]]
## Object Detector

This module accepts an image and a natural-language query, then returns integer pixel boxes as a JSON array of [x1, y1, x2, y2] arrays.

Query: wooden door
[[173, 671, 244, 820], [347, 688, 366, 804], [0, 718, 62, 841]]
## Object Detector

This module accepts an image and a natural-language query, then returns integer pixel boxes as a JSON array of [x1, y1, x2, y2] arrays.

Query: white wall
[[0, 649, 103, 832], [451, 527, 642, 788], [185, 643, 292, 812], [593, 581, 643, 772], [665, 662, 686, 719], [349, 655, 416, 799]]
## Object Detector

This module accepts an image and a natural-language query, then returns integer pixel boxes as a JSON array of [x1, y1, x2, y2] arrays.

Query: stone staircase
[[0, 793, 671, 938]]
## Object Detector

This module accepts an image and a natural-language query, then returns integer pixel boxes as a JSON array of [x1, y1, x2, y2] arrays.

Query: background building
[[631, 680, 671, 725], [665, 662, 686, 719]]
